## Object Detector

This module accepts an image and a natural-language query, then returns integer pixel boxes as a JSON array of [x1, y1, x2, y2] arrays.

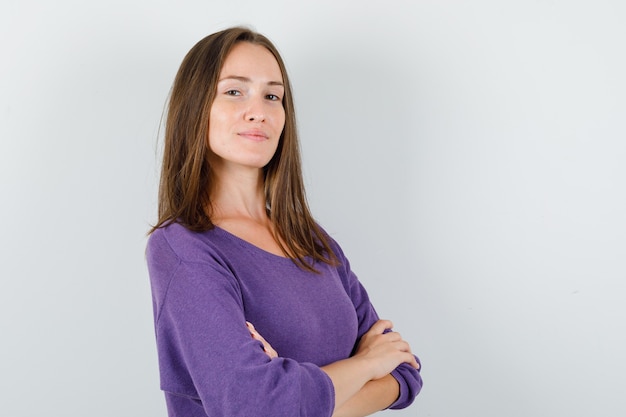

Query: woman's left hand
[[246, 321, 278, 359]]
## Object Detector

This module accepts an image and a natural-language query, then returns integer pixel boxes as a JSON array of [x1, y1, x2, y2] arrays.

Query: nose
[[247, 113, 265, 122], [244, 96, 266, 122]]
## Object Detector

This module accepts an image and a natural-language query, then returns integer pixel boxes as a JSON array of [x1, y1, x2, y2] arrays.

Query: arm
[[248, 231, 424, 414], [321, 319, 419, 413], [331, 320, 419, 416], [252, 319, 419, 416], [329, 236, 424, 411], [333, 375, 400, 417], [146, 230, 335, 417]]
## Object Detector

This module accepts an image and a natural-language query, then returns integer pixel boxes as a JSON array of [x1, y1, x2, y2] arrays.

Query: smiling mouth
[[238, 131, 269, 141]]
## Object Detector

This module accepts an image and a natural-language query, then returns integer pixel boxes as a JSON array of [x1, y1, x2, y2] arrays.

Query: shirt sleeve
[[331, 238, 423, 410], [146, 229, 335, 417]]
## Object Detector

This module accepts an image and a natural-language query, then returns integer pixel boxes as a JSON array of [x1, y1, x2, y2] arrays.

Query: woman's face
[[208, 42, 286, 174]]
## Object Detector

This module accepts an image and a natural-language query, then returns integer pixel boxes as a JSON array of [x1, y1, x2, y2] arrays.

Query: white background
[[1, 1, 625, 416]]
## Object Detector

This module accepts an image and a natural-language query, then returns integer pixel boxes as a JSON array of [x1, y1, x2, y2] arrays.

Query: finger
[[246, 322, 264, 342], [245, 323, 278, 359], [381, 331, 402, 342], [247, 326, 261, 340], [398, 352, 420, 370], [264, 343, 278, 358], [367, 319, 394, 336], [407, 354, 420, 370], [390, 340, 409, 352], [257, 335, 278, 358], [393, 342, 420, 370]]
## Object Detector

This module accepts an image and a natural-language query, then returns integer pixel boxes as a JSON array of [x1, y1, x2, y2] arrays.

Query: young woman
[[146, 26, 422, 417]]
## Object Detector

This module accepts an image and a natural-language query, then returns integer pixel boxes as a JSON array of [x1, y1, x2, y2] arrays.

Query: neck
[[210, 164, 268, 224]]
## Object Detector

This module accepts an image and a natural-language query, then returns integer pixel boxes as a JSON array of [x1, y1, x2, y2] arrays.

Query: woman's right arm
[[326, 235, 423, 412], [252, 318, 419, 417], [321, 320, 419, 412]]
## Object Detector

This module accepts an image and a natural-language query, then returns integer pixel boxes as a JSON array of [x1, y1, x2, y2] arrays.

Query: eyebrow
[[218, 75, 284, 87]]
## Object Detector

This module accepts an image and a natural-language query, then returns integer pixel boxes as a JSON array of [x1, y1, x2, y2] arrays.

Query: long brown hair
[[150, 26, 337, 271]]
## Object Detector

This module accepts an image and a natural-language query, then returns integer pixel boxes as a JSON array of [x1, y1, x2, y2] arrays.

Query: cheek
[[275, 109, 286, 132], [208, 106, 230, 143], [207, 127, 224, 157]]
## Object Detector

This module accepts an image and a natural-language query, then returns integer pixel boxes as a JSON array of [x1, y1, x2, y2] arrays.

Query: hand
[[246, 321, 278, 359], [354, 319, 420, 380]]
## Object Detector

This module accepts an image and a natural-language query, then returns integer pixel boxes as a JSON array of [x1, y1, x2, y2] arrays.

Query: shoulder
[[147, 222, 227, 264], [146, 223, 243, 295], [315, 223, 349, 262]]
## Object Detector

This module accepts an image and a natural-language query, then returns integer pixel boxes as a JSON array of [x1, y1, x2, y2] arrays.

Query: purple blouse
[[146, 223, 422, 416]]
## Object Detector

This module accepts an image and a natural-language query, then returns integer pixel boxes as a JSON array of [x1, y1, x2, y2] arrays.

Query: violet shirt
[[146, 223, 422, 417]]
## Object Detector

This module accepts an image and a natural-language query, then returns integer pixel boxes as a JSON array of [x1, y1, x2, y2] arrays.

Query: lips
[[238, 130, 269, 142]]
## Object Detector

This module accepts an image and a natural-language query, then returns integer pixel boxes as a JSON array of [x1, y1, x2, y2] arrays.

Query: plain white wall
[[1, 1, 624, 416]]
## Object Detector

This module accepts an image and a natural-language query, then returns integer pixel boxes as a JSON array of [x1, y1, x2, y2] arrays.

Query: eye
[[266, 94, 282, 101], [225, 89, 241, 96]]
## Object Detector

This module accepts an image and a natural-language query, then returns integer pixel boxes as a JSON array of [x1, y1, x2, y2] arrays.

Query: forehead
[[219, 42, 283, 80]]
